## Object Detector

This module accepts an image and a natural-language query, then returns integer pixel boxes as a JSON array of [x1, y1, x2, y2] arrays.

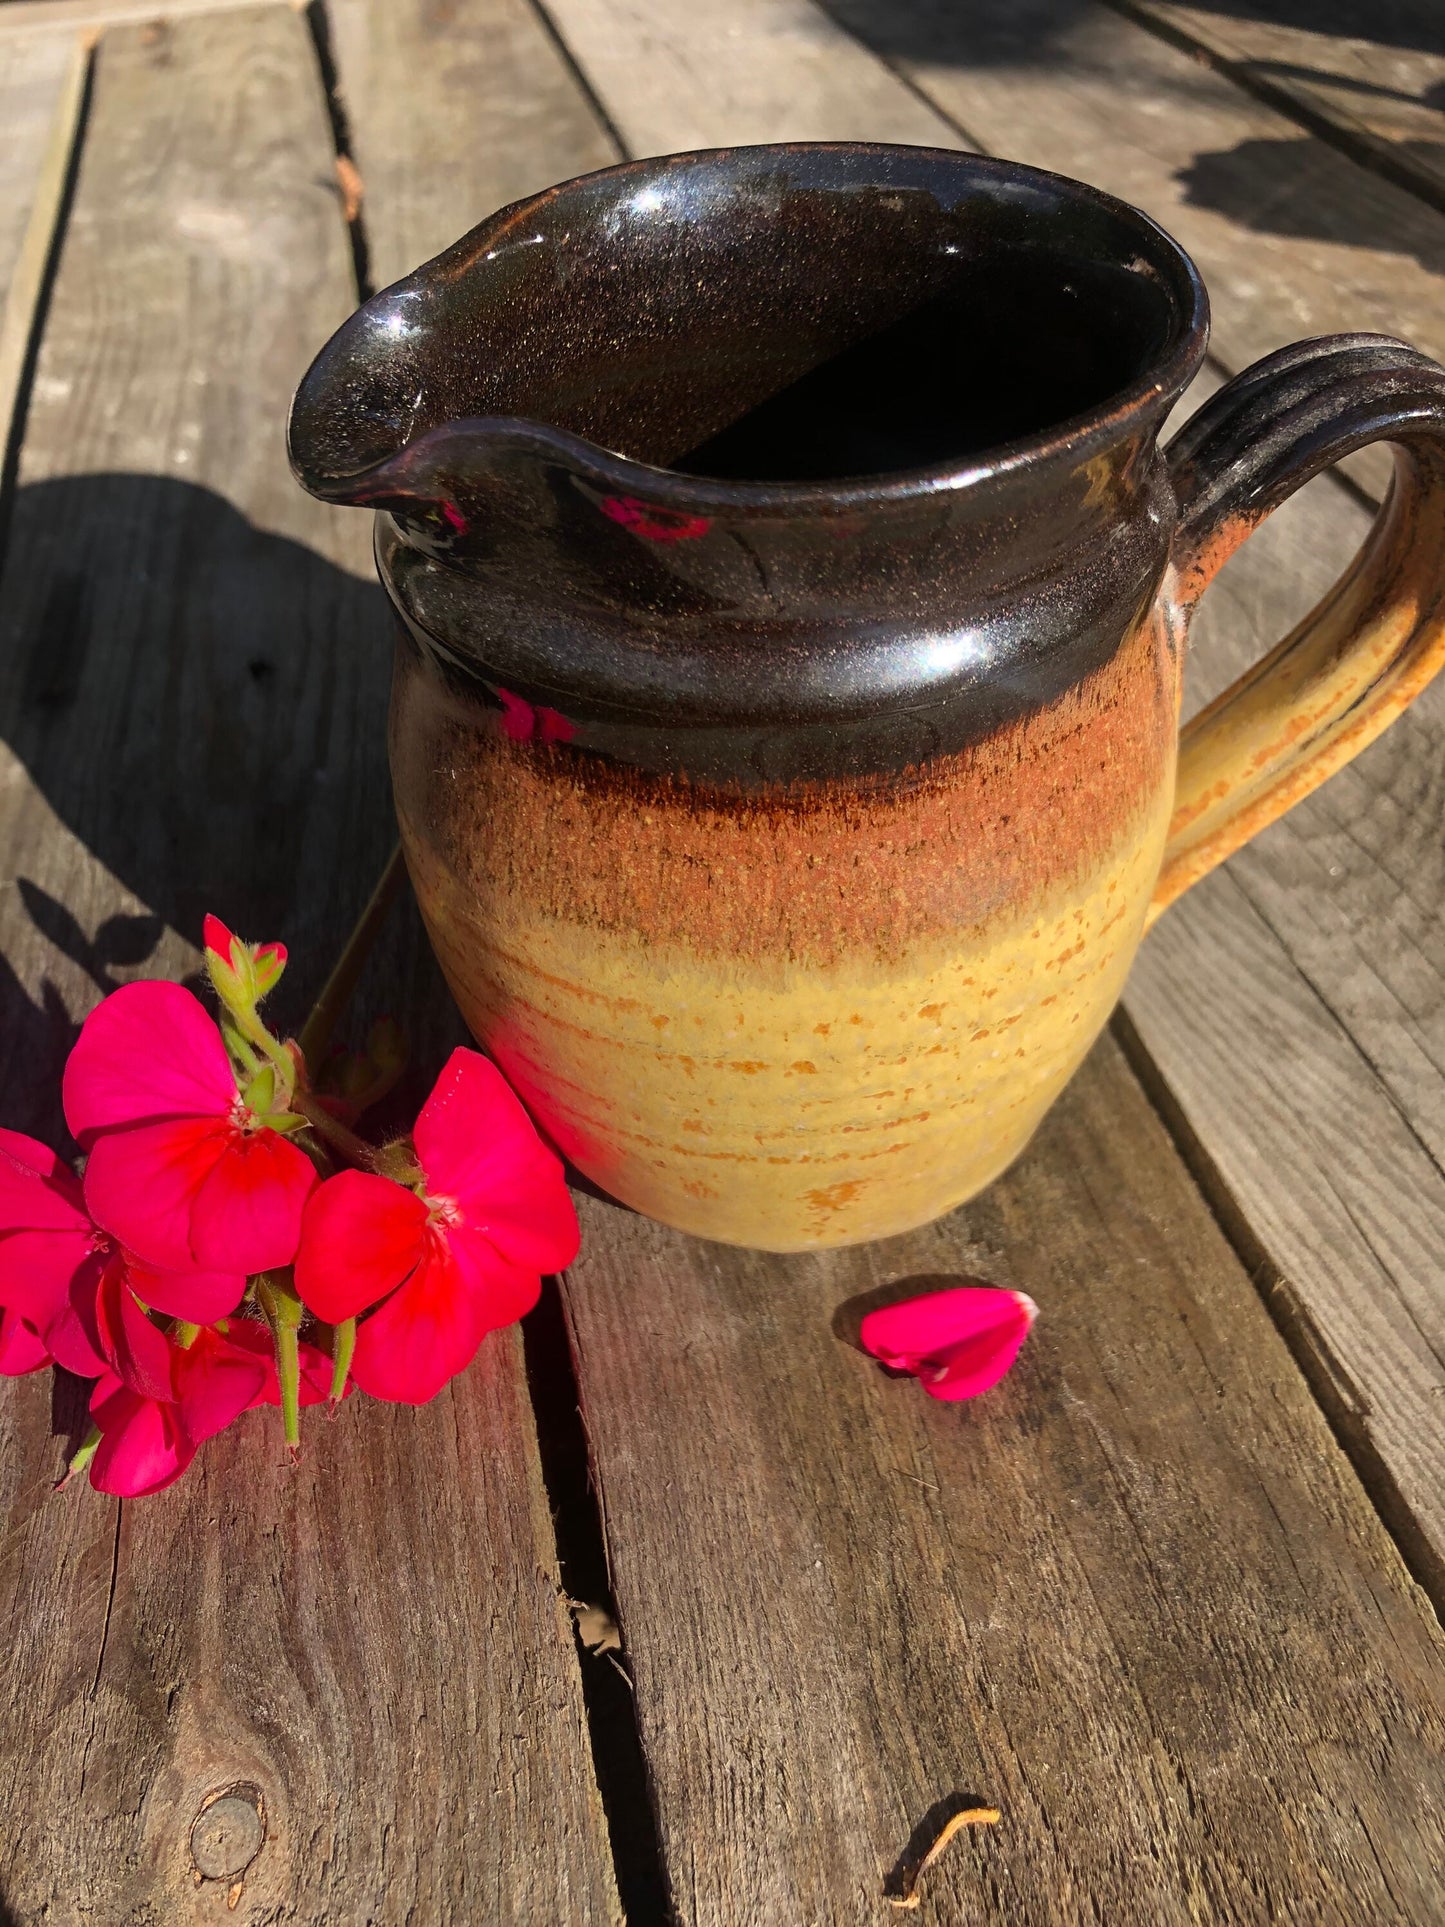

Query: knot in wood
[[189, 1785, 265, 1883]]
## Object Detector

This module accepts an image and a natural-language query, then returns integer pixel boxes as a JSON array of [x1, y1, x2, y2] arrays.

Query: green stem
[[58, 1425, 101, 1490], [298, 844, 406, 1071], [293, 1091, 377, 1169], [228, 1000, 298, 1099], [257, 1275, 305, 1462], [328, 1318, 356, 1406]]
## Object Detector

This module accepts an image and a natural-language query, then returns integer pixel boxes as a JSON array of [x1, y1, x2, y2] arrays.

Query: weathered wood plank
[[0, 0, 286, 37], [0, 27, 86, 464], [797, 0, 1445, 1595], [537, 0, 967, 153], [0, 9, 618, 1921], [816, 0, 1445, 504], [336, 4, 1445, 1913], [1118, 0, 1445, 210], [1122, 426, 1445, 1606], [329, 0, 619, 293], [563, 1034, 1445, 1924]]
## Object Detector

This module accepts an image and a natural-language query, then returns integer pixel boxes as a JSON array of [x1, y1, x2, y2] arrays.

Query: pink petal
[[89, 1379, 193, 1495], [0, 1129, 87, 1227], [293, 1169, 428, 1323], [202, 913, 236, 961], [94, 1259, 175, 1403], [298, 1334, 347, 1404], [124, 1256, 248, 1324], [414, 1049, 579, 1272], [58, 1256, 108, 1379], [46, 1249, 109, 1378], [0, 1308, 51, 1376], [82, 1115, 230, 1271], [63, 980, 236, 1143], [497, 688, 536, 741], [174, 1325, 273, 1444], [349, 1235, 494, 1404], [860, 1286, 1037, 1403], [188, 1129, 317, 1274], [208, 1315, 338, 1411], [0, 1128, 68, 1183], [0, 1227, 91, 1329], [449, 1226, 542, 1335]]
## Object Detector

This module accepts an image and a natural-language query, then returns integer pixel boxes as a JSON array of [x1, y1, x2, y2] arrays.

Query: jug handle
[[1147, 332, 1445, 928]]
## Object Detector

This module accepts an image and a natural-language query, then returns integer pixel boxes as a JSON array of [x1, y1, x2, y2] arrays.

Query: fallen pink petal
[[859, 1285, 1037, 1402]]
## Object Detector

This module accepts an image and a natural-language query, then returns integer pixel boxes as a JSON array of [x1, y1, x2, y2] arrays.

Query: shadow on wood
[[0, 471, 396, 957], [1179, 134, 1445, 265], [818, 0, 1445, 65]]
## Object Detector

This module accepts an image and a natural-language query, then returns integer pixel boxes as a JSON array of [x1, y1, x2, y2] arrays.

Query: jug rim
[[290, 142, 1211, 513]]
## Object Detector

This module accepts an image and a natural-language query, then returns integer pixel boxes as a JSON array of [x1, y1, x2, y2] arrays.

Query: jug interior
[[292, 149, 1196, 496], [474, 154, 1183, 482], [674, 256, 1175, 482]]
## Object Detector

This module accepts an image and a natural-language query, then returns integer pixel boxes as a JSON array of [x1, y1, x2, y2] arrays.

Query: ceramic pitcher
[[290, 144, 1445, 1251]]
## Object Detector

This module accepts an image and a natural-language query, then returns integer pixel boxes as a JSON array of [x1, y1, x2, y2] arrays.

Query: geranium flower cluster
[[0, 917, 578, 1496]]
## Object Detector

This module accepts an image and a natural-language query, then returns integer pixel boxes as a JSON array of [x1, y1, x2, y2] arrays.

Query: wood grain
[[563, 1033, 1445, 1924], [0, 0, 288, 37], [1118, 0, 1445, 209], [329, 0, 620, 293], [537, 0, 967, 154], [0, 26, 86, 462], [1122, 437, 1445, 1607], [0, 9, 617, 1921], [815, 0, 1445, 504], [795, 0, 1445, 1594]]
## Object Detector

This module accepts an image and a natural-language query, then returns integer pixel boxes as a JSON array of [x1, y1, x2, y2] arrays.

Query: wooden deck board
[[2, 0, 1442, 1917], [0, 27, 85, 468], [1119, 0, 1445, 209], [508, 1, 1445, 1915], [0, 0, 288, 38], [563, 1036, 1445, 1923], [800, 0, 1445, 1601], [816, 0, 1445, 505], [537, 0, 968, 152], [329, 0, 620, 292], [0, 10, 618, 1922]]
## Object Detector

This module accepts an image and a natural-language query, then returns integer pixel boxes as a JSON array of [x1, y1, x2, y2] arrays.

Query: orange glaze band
[[392, 604, 1178, 1249]]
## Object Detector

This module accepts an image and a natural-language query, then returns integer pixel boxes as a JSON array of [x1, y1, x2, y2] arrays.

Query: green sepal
[[242, 1064, 276, 1115], [372, 1137, 424, 1189]]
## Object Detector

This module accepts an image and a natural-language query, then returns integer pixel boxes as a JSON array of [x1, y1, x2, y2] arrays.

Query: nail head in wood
[[189, 1785, 265, 1884]]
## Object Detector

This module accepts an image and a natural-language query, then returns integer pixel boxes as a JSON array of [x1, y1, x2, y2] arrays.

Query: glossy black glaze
[[289, 143, 1208, 784]]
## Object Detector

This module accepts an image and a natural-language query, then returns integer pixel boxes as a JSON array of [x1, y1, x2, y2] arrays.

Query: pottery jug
[[290, 143, 1445, 1251]]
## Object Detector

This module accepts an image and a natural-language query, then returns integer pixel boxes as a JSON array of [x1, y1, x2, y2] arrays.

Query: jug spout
[[290, 144, 1203, 750]]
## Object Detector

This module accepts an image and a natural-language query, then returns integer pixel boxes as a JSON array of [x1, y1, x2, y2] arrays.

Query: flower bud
[[203, 914, 287, 1023]]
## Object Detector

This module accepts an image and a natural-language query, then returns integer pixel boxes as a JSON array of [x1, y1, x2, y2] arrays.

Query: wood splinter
[[885, 1801, 1000, 1910]]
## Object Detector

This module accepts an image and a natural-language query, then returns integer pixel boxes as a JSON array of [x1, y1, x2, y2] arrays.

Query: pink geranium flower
[[293, 1048, 579, 1404], [0, 1306, 51, 1377], [89, 1316, 336, 1496], [63, 981, 316, 1275], [860, 1285, 1037, 1401], [0, 1125, 244, 1378]]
